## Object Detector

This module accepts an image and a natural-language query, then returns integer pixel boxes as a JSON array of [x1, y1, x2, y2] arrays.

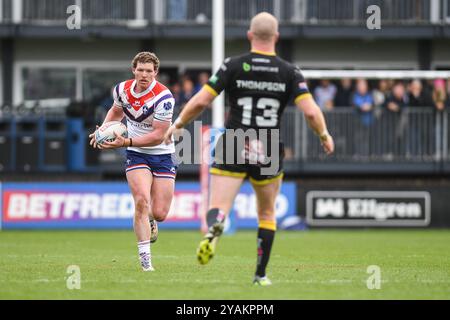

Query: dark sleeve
[[204, 57, 233, 97], [291, 65, 312, 104]]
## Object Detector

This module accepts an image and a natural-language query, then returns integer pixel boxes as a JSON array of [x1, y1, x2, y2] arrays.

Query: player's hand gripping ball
[[95, 121, 128, 145]]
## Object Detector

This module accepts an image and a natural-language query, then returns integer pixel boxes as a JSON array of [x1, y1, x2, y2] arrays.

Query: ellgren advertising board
[[0, 182, 296, 230], [306, 191, 431, 227]]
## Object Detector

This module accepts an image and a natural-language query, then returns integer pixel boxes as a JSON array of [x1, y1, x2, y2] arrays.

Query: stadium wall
[[14, 39, 433, 67]]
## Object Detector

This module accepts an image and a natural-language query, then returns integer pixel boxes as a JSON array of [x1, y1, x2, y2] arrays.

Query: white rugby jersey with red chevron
[[113, 79, 175, 155]]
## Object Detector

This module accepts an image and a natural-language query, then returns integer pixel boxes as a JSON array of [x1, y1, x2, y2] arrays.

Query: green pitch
[[0, 230, 449, 299]]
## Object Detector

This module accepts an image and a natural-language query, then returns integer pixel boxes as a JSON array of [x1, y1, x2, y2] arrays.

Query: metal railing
[[281, 107, 445, 163], [21, 0, 139, 25], [295, 0, 431, 24], [0, 0, 445, 26], [1, 106, 449, 174]]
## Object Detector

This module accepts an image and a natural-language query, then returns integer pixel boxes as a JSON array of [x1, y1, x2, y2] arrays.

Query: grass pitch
[[0, 230, 449, 299]]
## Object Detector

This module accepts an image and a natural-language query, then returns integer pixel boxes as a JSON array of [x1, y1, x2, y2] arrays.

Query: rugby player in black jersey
[[164, 12, 334, 286]]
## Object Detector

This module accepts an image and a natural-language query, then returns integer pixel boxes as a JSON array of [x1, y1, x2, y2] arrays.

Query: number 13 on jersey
[[238, 97, 280, 127]]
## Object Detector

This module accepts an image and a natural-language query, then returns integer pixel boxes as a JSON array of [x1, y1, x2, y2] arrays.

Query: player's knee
[[134, 196, 150, 216], [152, 206, 168, 222]]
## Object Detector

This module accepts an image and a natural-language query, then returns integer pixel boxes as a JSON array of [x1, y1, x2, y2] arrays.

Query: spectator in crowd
[[334, 78, 353, 107], [314, 79, 337, 111], [385, 81, 408, 113], [195, 72, 210, 93], [372, 79, 390, 108], [408, 79, 434, 107], [384, 82, 409, 157], [171, 82, 183, 109], [353, 79, 374, 126], [352, 78, 374, 157], [157, 73, 171, 87], [446, 79, 450, 107], [179, 76, 196, 107], [432, 79, 447, 112]]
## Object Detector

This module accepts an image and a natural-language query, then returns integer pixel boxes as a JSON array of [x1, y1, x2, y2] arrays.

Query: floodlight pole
[[212, 0, 224, 127]]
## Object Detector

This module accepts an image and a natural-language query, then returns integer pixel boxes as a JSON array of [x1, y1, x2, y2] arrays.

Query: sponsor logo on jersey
[[242, 62, 251, 72], [128, 121, 151, 129], [209, 75, 218, 84], [163, 102, 172, 110], [236, 80, 286, 92], [251, 65, 279, 73], [252, 58, 271, 63]]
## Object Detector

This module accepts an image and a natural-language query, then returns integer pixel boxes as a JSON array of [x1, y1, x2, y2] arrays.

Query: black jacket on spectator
[[334, 87, 353, 107], [385, 94, 409, 112], [408, 92, 434, 108]]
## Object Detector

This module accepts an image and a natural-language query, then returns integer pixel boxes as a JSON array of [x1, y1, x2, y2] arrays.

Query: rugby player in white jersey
[[89, 52, 177, 271]]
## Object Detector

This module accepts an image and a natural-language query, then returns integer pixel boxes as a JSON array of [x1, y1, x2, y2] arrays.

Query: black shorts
[[210, 129, 285, 185]]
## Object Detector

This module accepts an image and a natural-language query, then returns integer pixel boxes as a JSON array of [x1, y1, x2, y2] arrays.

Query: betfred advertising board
[[0, 182, 296, 229]]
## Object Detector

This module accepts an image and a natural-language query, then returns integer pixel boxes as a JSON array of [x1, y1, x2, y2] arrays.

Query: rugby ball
[[95, 121, 128, 144]]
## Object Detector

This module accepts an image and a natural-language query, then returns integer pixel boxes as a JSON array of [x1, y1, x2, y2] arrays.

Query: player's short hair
[[250, 12, 278, 41], [132, 52, 160, 71]]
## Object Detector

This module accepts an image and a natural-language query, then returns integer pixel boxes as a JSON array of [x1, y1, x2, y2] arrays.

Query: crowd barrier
[[1, 109, 450, 174]]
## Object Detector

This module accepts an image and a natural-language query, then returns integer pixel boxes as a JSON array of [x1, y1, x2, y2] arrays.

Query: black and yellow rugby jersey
[[204, 50, 311, 130]]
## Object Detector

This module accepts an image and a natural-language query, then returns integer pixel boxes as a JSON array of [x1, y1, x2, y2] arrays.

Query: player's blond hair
[[132, 52, 160, 71], [249, 12, 278, 41]]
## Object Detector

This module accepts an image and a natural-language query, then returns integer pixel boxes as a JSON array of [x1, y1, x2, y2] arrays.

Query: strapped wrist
[[319, 130, 330, 142]]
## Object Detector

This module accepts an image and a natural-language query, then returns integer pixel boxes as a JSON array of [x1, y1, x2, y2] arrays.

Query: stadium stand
[[0, 0, 449, 177]]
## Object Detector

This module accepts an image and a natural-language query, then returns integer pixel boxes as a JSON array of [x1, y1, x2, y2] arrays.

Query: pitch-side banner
[[306, 191, 431, 226], [0, 182, 296, 229]]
